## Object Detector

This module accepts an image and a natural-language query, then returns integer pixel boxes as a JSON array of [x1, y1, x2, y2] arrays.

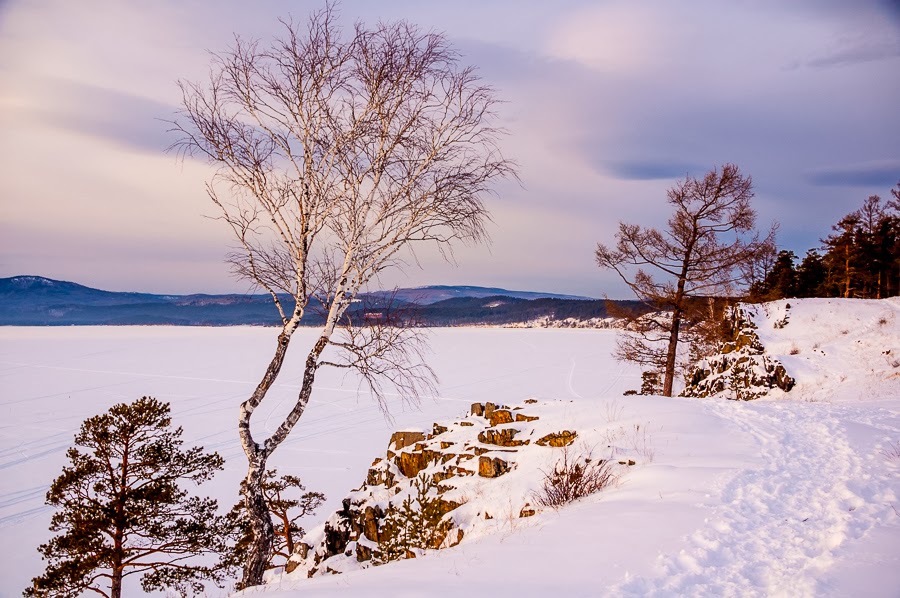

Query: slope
[[259, 298, 900, 597]]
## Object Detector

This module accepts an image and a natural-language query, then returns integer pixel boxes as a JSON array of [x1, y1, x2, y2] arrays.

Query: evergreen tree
[[820, 189, 900, 299], [596, 164, 776, 396], [26, 397, 232, 598], [225, 469, 324, 586], [822, 211, 862, 298], [796, 249, 827, 297], [749, 250, 797, 300]]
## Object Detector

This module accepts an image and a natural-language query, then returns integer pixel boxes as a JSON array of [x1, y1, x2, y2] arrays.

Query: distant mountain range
[[0, 276, 637, 326]]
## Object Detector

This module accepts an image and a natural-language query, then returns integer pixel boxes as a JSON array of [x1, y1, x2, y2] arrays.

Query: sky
[[1, 0, 898, 299]]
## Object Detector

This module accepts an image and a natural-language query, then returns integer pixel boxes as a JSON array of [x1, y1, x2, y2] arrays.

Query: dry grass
[[882, 440, 900, 461], [534, 447, 618, 508]]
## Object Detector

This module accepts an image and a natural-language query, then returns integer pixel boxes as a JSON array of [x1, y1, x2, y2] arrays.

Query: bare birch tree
[[596, 164, 775, 397], [171, 5, 514, 588]]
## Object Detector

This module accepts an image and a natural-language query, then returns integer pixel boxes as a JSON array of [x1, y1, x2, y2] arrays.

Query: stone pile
[[285, 399, 582, 577]]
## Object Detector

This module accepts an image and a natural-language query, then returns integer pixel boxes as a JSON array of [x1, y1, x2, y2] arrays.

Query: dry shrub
[[535, 447, 617, 508], [883, 440, 900, 460]]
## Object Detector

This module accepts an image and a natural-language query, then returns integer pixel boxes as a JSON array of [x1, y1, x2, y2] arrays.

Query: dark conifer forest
[[750, 182, 900, 301]]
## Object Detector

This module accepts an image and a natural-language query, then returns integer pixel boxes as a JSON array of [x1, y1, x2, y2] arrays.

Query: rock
[[478, 455, 511, 477], [452, 529, 464, 546], [394, 448, 442, 478], [290, 398, 559, 578], [524, 398, 538, 404], [322, 499, 354, 560], [478, 427, 528, 447], [390, 431, 426, 451], [362, 505, 383, 542], [536, 430, 577, 447], [487, 409, 514, 426], [681, 304, 794, 401], [480, 402, 511, 424], [366, 466, 395, 488]]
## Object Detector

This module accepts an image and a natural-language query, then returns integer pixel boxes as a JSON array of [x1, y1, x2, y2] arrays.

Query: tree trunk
[[241, 457, 274, 589], [239, 328, 330, 588], [238, 327, 297, 588], [110, 566, 123, 598], [843, 250, 851, 298], [662, 304, 682, 397], [663, 250, 692, 397]]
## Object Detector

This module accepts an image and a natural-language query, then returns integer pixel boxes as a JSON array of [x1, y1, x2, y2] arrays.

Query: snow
[[1, 298, 899, 597]]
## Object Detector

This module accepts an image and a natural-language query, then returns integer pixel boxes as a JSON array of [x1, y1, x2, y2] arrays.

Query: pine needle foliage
[[25, 397, 231, 598], [375, 474, 449, 563], [225, 469, 325, 583]]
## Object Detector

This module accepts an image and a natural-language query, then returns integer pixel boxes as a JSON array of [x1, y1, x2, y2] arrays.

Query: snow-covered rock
[[682, 303, 795, 401], [284, 400, 643, 578]]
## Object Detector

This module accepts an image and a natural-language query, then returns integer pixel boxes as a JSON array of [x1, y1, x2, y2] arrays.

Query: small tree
[[375, 474, 451, 563], [26, 397, 231, 598], [225, 469, 325, 585], [172, 3, 514, 587], [596, 164, 775, 396]]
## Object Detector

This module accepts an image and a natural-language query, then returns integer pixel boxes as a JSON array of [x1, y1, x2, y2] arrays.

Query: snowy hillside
[[748, 298, 900, 403], [1, 298, 898, 597]]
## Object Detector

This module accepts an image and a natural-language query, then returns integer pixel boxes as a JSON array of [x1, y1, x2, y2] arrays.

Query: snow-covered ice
[[1, 298, 898, 597]]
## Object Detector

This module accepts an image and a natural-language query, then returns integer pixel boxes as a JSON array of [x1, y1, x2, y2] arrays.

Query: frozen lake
[[0, 326, 635, 596]]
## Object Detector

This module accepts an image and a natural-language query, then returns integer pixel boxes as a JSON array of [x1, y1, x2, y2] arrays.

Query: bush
[[535, 447, 617, 508]]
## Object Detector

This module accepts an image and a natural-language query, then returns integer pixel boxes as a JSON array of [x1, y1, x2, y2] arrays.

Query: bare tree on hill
[[171, 4, 514, 588], [596, 164, 776, 396]]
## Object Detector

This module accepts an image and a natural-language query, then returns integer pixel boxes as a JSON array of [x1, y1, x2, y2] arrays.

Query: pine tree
[[822, 212, 861, 298], [749, 250, 797, 300], [796, 249, 827, 297], [820, 190, 900, 299], [26, 397, 232, 598], [225, 469, 324, 585]]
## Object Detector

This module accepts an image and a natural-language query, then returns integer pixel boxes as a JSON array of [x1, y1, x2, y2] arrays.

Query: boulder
[[478, 427, 528, 447], [478, 455, 511, 477], [390, 431, 426, 451], [536, 430, 577, 447]]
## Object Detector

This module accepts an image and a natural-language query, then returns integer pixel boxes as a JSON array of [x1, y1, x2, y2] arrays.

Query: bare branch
[[597, 164, 777, 396], [171, 4, 514, 587]]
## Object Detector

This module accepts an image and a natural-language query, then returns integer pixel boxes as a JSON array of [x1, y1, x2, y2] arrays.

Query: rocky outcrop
[[284, 399, 617, 578], [681, 304, 794, 401]]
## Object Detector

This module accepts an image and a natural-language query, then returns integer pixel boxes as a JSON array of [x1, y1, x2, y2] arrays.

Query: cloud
[[602, 160, 704, 181], [29, 79, 180, 155], [801, 37, 900, 69], [806, 161, 900, 187]]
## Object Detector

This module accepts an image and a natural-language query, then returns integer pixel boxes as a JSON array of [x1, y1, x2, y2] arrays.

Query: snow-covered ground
[[1, 298, 899, 597]]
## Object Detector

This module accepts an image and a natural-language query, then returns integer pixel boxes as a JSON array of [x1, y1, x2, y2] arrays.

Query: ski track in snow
[[613, 400, 897, 597]]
